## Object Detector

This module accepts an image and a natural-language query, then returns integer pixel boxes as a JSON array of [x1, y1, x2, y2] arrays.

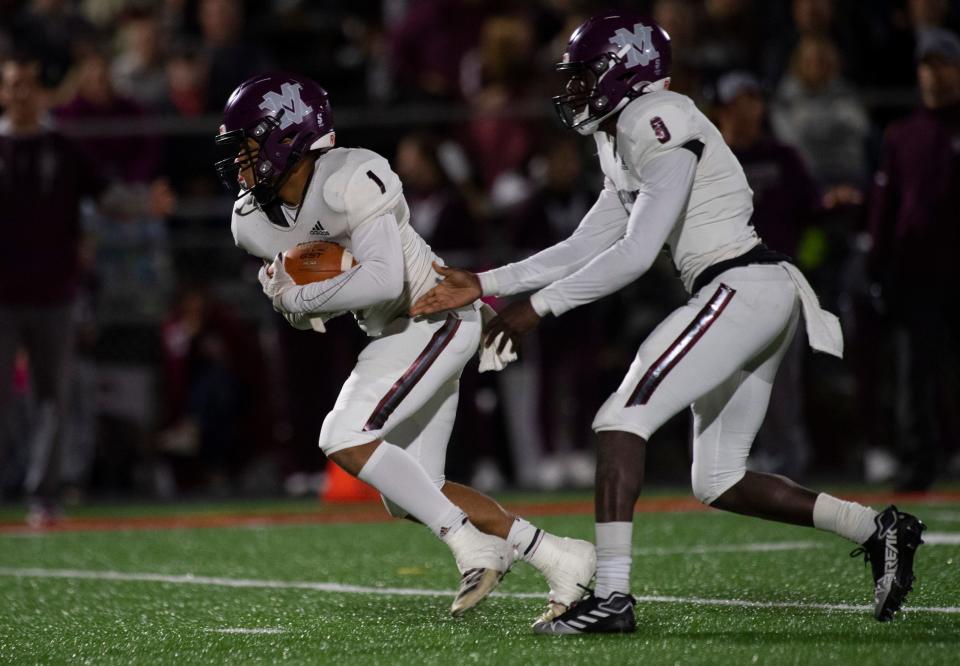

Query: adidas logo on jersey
[[309, 220, 330, 236]]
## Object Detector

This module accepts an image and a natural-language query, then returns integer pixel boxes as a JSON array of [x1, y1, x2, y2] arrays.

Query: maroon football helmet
[[554, 13, 672, 134], [214, 71, 335, 204]]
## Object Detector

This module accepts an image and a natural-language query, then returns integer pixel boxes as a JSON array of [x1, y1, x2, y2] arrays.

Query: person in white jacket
[[215, 71, 595, 620], [411, 13, 925, 633]]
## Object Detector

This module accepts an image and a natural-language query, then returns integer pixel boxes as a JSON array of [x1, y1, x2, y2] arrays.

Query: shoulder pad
[[618, 92, 698, 171], [322, 148, 402, 230]]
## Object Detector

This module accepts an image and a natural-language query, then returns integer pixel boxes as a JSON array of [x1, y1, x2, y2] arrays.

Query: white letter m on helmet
[[609, 24, 659, 68], [259, 82, 313, 130]]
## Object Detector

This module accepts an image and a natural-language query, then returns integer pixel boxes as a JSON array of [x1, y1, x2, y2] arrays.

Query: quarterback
[[215, 73, 594, 618], [412, 13, 925, 632]]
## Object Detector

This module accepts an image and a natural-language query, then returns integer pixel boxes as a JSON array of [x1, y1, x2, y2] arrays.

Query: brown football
[[282, 240, 358, 285]]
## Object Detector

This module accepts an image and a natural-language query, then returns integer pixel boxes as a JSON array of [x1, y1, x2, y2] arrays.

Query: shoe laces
[[849, 545, 870, 565], [555, 584, 594, 611]]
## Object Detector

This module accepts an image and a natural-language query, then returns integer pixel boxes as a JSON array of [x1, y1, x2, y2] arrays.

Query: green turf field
[[1, 494, 958, 664]]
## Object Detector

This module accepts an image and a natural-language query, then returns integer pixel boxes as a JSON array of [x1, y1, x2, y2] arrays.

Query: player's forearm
[[477, 190, 627, 296], [530, 151, 696, 317], [529, 230, 659, 316], [277, 263, 400, 314], [278, 215, 404, 314]]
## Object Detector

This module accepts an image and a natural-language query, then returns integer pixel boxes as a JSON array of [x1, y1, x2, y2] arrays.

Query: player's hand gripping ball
[[272, 240, 358, 284]]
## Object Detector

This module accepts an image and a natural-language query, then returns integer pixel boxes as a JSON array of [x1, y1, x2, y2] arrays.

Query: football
[[281, 240, 358, 285]]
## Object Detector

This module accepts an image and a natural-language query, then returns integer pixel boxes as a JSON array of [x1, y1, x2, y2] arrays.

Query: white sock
[[507, 518, 550, 568], [595, 522, 633, 598], [812, 493, 878, 544], [357, 442, 466, 538]]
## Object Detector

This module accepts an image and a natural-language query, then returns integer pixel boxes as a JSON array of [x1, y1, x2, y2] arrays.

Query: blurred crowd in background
[[1, 0, 958, 515]]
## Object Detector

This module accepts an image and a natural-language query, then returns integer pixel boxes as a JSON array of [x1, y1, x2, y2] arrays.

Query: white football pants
[[592, 264, 802, 505], [318, 306, 481, 505]]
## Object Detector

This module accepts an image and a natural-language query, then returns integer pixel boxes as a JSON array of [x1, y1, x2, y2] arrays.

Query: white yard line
[[205, 627, 285, 635], [634, 541, 827, 555], [632, 534, 960, 554], [927, 512, 960, 522], [924, 532, 960, 545], [0, 566, 957, 615]]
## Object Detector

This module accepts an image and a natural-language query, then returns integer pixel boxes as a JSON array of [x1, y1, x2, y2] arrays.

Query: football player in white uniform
[[411, 14, 925, 631], [214, 72, 595, 618]]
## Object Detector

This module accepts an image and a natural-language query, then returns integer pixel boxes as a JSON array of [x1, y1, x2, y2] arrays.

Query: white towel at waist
[[780, 262, 844, 358]]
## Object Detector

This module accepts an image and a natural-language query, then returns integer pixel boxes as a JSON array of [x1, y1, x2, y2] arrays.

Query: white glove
[[259, 253, 298, 312], [477, 303, 518, 373]]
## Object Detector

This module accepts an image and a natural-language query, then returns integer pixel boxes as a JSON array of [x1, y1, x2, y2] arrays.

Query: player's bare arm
[[409, 262, 482, 315]]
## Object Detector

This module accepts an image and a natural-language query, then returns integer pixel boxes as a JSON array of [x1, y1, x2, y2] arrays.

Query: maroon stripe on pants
[[363, 314, 461, 432], [626, 284, 736, 407]]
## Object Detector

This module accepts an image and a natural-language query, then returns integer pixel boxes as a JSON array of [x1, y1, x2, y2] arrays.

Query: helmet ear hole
[[593, 95, 609, 109]]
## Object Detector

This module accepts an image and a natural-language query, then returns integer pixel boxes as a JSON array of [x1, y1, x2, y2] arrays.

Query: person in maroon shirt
[[0, 56, 106, 524], [868, 28, 960, 491], [53, 52, 161, 184]]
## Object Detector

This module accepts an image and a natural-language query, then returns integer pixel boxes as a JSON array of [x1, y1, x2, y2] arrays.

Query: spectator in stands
[[163, 43, 208, 118], [9, 0, 96, 88], [764, 0, 866, 86], [461, 14, 538, 196], [389, 0, 485, 100], [715, 71, 821, 479], [111, 9, 169, 110], [55, 51, 161, 183], [159, 284, 273, 493], [771, 36, 869, 196], [867, 28, 960, 491], [694, 0, 763, 80], [0, 350, 31, 500], [198, 0, 268, 112], [396, 131, 483, 268], [0, 55, 107, 525], [910, 0, 956, 44]]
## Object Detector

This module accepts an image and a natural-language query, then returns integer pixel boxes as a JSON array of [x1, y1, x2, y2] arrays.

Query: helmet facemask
[[554, 54, 641, 135], [214, 110, 312, 206]]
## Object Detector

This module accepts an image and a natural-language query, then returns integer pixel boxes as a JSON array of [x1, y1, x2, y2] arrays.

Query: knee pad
[[319, 410, 376, 457], [591, 394, 658, 441]]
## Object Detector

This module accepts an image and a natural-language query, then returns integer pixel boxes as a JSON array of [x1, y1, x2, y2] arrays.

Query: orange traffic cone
[[321, 461, 381, 502]]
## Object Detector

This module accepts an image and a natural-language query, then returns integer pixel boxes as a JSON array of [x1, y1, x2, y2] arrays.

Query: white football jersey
[[232, 147, 440, 335], [596, 89, 760, 292]]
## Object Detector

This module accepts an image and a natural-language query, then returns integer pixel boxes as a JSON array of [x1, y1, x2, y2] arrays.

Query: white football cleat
[[445, 522, 514, 617], [533, 535, 596, 619]]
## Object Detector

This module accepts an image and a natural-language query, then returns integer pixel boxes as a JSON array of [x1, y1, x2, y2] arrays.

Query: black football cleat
[[532, 590, 636, 635], [851, 505, 926, 621]]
